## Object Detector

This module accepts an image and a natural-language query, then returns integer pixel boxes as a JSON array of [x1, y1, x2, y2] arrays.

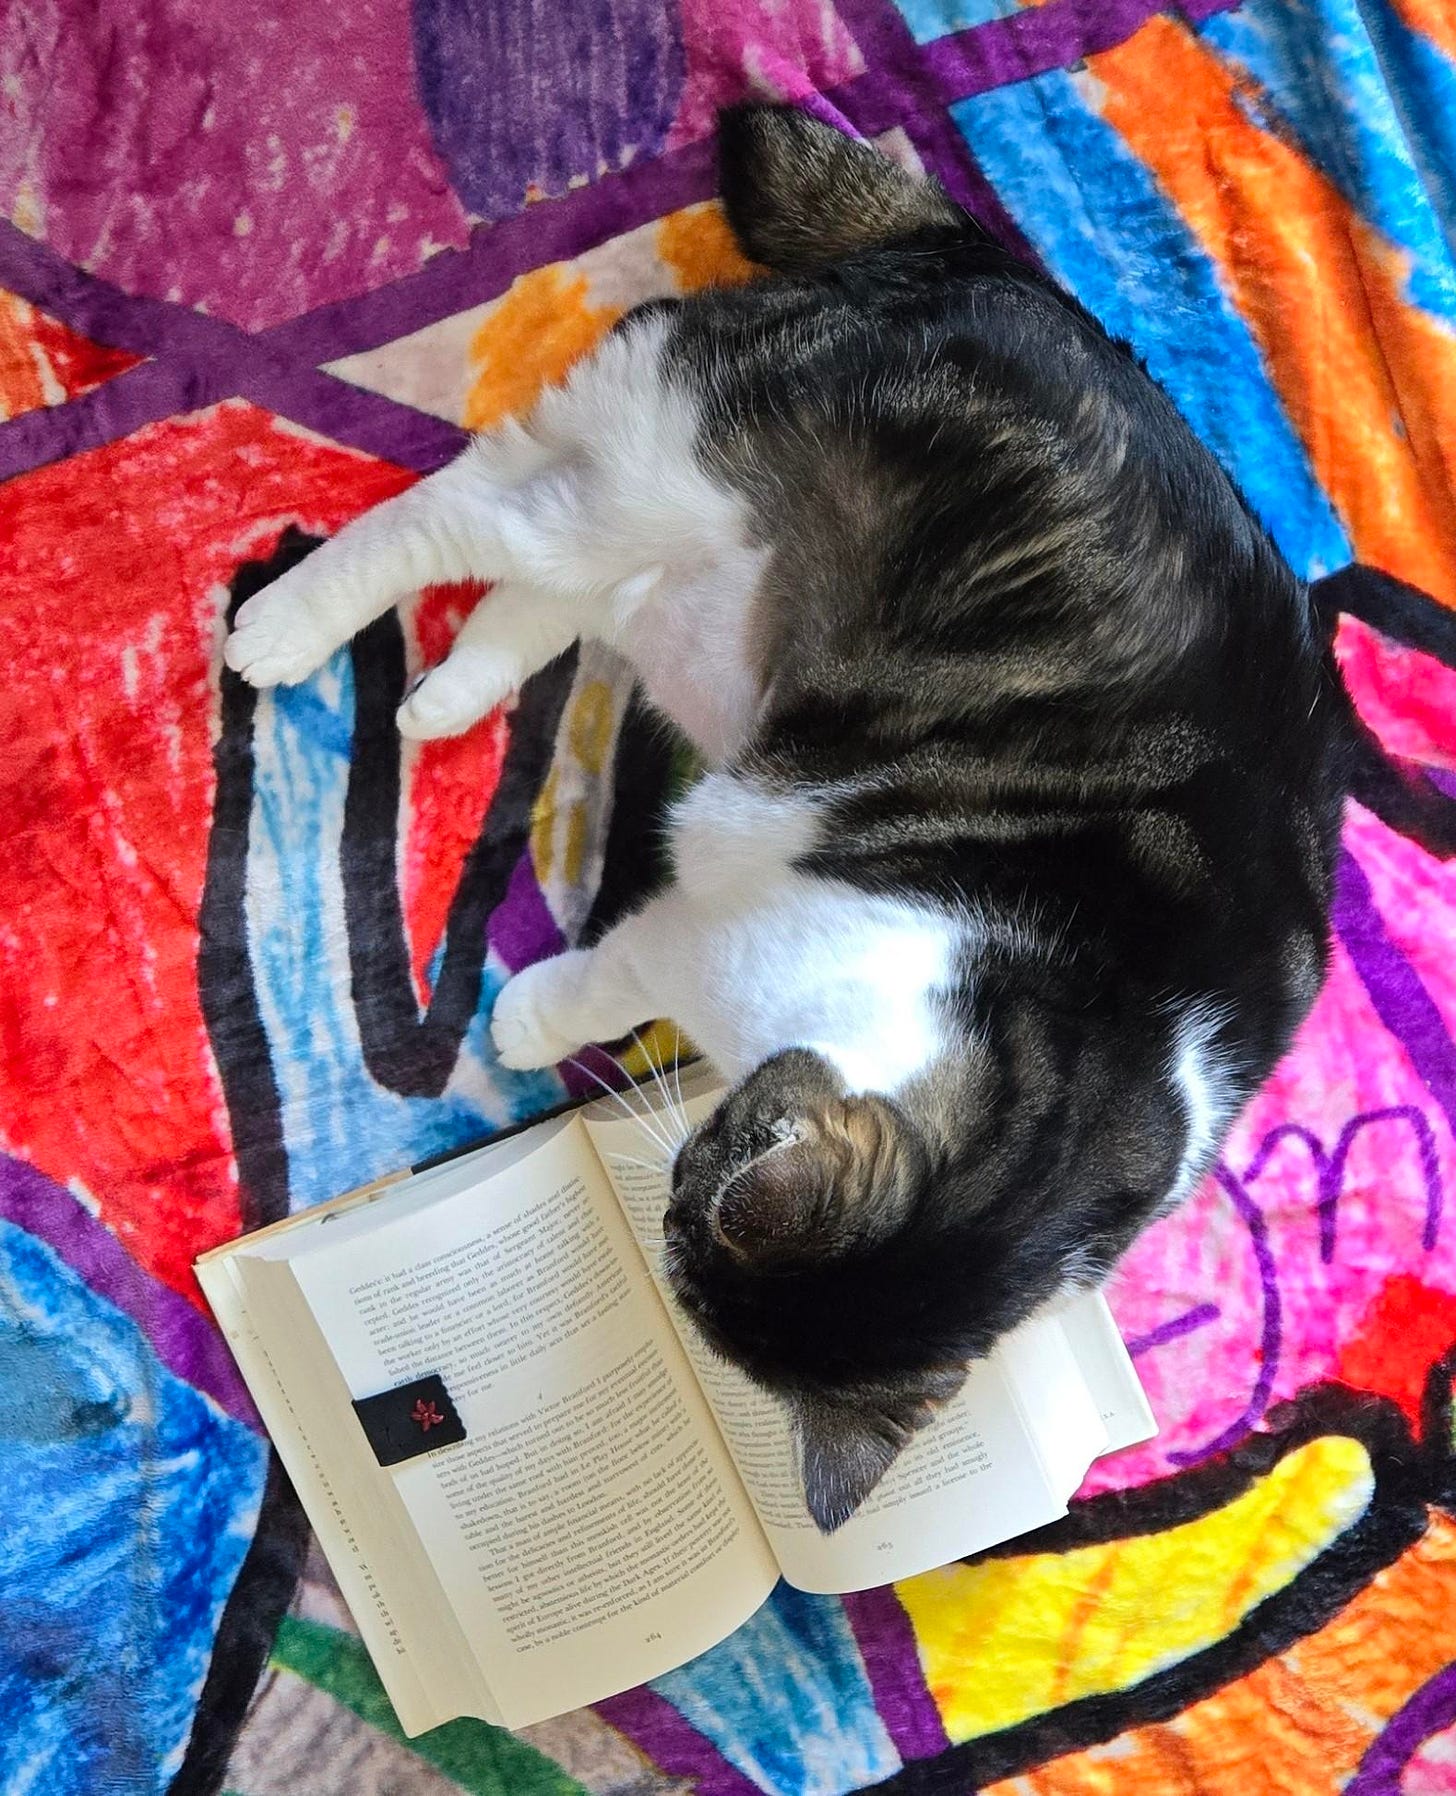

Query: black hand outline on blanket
[[201, 523, 578, 1198], [184, 526, 672, 1795]]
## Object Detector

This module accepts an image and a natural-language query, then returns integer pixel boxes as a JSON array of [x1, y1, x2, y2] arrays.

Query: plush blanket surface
[[4, 1, 1456, 1791]]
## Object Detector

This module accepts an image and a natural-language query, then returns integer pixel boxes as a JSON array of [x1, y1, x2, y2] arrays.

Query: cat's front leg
[[491, 951, 645, 1070], [225, 411, 606, 693], [491, 903, 667, 1068], [224, 455, 508, 689]]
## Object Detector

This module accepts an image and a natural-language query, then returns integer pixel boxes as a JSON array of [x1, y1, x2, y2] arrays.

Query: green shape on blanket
[[270, 1616, 587, 1796]]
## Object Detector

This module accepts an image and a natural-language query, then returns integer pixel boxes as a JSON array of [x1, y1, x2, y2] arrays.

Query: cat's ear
[[712, 1130, 829, 1261], [792, 1366, 969, 1531], [712, 1096, 925, 1265]]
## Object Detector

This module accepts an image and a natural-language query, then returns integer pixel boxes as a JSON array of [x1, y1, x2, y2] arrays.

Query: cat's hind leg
[[223, 453, 536, 689], [227, 410, 595, 690], [395, 582, 578, 740]]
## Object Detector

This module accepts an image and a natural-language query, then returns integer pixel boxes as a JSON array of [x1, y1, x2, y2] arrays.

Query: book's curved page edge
[[197, 1253, 500, 1734], [1055, 1290, 1159, 1454]]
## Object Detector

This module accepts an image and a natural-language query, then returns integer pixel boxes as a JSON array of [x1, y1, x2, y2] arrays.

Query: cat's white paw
[[224, 581, 340, 688], [491, 958, 589, 1069], [396, 653, 517, 741]]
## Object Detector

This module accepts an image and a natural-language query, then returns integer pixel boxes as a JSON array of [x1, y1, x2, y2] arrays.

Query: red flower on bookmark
[[355, 1376, 463, 1464], [411, 1398, 445, 1432]]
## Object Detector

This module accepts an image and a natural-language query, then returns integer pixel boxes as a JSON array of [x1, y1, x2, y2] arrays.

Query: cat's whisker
[[565, 1052, 659, 1134], [632, 1028, 690, 1148], [653, 1030, 691, 1147], [567, 1055, 679, 1160], [621, 1059, 685, 1156], [630, 1027, 671, 1112]]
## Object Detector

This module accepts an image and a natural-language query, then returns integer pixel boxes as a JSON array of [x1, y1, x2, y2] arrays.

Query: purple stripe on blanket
[[594, 1685, 765, 1796], [843, 1584, 950, 1761], [0, 1151, 260, 1430]]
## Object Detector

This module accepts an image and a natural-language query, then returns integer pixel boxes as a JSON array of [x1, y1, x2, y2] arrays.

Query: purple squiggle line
[[1151, 1093, 1447, 1466], [1346, 1660, 1456, 1794], [1239, 1122, 1328, 1188], [1126, 1302, 1220, 1359], [1321, 1107, 1442, 1259], [1161, 842, 1456, 1466], [1166, 1163, 1282, 1466], [1335, 847, 1456, 1180], [1236, 1109, 1443, 1263]]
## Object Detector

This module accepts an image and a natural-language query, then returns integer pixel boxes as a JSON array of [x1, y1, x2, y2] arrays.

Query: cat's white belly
[[637, 772, 962, 1091], [616, 552, 769, 765]]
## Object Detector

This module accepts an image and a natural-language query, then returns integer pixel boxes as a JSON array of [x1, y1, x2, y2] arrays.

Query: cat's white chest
[[683, 892, 955, 1091], [654, 776, 959, 1090]]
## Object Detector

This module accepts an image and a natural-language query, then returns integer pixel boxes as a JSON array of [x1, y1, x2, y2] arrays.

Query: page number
[[644, 1630, 663, 1644]]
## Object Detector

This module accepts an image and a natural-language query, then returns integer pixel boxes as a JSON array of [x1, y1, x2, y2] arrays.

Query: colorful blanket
[[5, 1, 1456, 1791]]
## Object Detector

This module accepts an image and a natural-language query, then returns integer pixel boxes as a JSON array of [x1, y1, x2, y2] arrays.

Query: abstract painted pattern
[[2, 0, 1456, 1791]]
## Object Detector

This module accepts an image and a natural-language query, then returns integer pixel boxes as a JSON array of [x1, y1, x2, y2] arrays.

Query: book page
[[1053, 1289, 1158, 1453], [586, 1094, 1123, 1593], [289, 1120, 777, 1726]]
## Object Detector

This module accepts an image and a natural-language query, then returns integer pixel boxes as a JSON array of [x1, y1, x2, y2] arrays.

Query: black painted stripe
[[340, 606, 578, 1096]]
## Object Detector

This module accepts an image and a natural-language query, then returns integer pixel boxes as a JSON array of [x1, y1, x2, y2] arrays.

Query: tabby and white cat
[[225, 106, 1349, 1529]]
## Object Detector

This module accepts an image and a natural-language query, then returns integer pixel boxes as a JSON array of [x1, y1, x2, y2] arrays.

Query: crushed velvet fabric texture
[[3, 0, 1456, 1790]]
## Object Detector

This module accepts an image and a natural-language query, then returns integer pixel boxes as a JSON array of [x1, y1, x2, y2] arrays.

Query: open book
[[198, 1064, 1155, 1735]]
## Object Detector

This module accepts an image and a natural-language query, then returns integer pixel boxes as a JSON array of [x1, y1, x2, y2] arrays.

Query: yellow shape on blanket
[[619, 1021, 694, 1080], [463, 204, 752, 438], [568, 678, 616, 778], [464, 265, 621, 433], [897, 1435, 1373, 1742]]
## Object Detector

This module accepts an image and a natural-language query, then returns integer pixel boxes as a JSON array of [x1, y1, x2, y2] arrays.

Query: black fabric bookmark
[[352, 1374, 465, 1466]]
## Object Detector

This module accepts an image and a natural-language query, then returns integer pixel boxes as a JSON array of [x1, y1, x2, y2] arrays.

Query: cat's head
[[663, 1047, 1092, 1531]]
